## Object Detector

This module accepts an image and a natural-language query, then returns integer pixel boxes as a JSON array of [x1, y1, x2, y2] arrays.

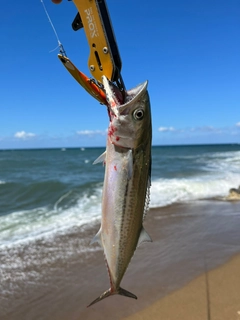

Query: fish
[[88, 76, 152, 307]]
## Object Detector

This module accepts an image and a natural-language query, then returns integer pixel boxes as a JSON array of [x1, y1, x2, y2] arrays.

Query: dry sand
[[123, 254, 240, 320]]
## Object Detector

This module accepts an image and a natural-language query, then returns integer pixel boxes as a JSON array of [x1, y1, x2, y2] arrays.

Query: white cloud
[[198, 126, 217, 133], [183, 126, 223, 134], [76, 130, 106, 136], [158, 126, 176, 132], [14, 131, 36, 139], [236, 122, 240, 127], [158, 125, 225, 135]]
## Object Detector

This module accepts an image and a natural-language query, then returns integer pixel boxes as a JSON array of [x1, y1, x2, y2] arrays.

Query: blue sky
[[1, 0, 240, 149]]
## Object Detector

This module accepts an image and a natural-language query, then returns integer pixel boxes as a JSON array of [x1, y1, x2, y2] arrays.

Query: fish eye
[[133, 108, 144, 120]]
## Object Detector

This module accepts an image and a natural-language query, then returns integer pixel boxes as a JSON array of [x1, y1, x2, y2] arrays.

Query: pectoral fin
[[127, 149, 133, 180], [93, 151, 106, 165]]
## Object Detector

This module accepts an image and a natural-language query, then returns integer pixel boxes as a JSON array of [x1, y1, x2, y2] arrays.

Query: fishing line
[[40, 0, 67, 56]]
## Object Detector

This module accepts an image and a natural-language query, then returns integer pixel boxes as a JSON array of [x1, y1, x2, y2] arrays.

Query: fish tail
[[87, 287, 137, 307], [87, 288, 112, 307], [118, 287, 137, 300]]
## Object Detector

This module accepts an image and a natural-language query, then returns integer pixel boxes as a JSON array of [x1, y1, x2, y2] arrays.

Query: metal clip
[[71, 0, 123, 85], [58, 0, 125, 103], [58, 54, 107, 104]]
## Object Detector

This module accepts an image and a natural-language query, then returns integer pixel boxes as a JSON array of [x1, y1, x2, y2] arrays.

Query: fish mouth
[[102, 76, 124, 108], [102, 76, 148, 116]]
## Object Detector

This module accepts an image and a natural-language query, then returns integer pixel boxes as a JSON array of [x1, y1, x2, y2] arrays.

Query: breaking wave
[[1, 145, 240, 247]]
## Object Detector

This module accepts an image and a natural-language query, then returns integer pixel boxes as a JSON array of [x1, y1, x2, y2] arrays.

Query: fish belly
[[101, 142, 150, 289]]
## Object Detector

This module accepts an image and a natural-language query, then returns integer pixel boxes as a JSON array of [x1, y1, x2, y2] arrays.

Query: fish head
[[103, 77, 151, 149]]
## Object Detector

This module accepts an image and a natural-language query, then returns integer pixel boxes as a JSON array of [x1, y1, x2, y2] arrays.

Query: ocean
[[0, 144, 240, 247], [1, 144, 240, 320]]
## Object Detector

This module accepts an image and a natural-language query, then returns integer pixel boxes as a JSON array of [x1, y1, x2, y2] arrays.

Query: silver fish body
[[89, 78, 152, 306]]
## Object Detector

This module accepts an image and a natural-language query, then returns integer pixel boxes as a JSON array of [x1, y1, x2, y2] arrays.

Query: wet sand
[[1, 200, 240, 320]]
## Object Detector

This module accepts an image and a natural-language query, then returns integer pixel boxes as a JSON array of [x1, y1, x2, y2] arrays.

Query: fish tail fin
[[87, 288, 112, 307], [118, 287, 137, 299], [87, 287, 137, 307]]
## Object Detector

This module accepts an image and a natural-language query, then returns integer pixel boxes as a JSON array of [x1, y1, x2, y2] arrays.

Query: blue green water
[[0, 144, 240, 246]]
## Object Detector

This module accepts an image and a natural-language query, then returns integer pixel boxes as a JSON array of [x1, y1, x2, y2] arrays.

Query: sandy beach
[[1, 199, 240, 320], [124, 254, 240, 320]]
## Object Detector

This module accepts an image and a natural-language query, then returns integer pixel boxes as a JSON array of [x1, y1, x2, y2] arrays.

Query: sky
[[0, 0, 240, 149]]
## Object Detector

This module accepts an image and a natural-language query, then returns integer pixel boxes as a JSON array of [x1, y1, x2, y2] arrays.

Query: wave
[[1, 147, 240, 247], [204, 151, 240, 173], [0, 180, 71, 217], [1, 171, 239, 247], [0, 186, 102, 248], [150, 172, 240, 207], [150, 149, 240, 207]]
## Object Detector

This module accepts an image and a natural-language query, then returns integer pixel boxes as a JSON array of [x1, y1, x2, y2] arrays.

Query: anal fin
[[137, 227, 152, 247], [90, 229, 102, 247]]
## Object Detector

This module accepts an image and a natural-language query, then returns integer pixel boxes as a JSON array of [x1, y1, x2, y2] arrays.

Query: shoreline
[[1, 199, 240, 320], [82, 199, 240, 320]]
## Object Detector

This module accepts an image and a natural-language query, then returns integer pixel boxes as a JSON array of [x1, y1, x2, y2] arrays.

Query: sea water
[[0, 144, 240, 247]]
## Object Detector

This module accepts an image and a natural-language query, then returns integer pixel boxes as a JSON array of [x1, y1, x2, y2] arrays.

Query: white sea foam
[[1, 171, 239, 248], [0, 189, 102, 248], [150, 173, 239, 207], [149, 150, 240, 207], [0, 180, 6, 184], [1, 148, 240, 247], [203, 151, 240, 172]]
